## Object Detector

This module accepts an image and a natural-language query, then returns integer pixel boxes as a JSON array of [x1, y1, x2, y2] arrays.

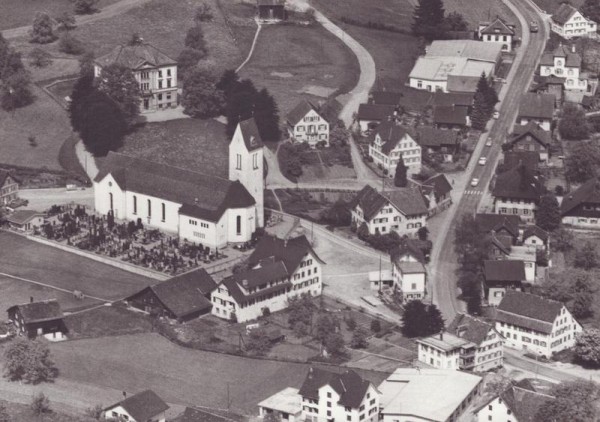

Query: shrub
[[29, 48, 52, 67], [58, 32, 85, 55], [370, 319, 381, 333], [30, 12, 57, 44], [185, 25, 207, 54], [30, 393, 51, 415], [74, 0, 99, 15]]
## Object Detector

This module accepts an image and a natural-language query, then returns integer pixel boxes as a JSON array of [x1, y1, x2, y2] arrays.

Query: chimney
[[194, 198, 199, 204], [30, 296, 34, 303], [439, 331, 444, 341], [123, 391, 127, 399]]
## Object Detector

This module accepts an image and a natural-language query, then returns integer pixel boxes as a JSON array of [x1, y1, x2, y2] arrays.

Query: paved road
[[430, 0, 548, 322]]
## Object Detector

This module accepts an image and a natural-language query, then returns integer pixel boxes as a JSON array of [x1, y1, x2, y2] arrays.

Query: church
[[93, 119, 264, 251]]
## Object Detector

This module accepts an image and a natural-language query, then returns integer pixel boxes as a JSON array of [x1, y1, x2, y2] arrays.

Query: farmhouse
[[539, 44, 589, 92], [379, 368, 482, 422], [551, 3, 597, 39], [211, 234, 324, 322], [492, 164, 545, 223], [433, 105, 470, 129], [495, 290, 583, 358], [94, 119, 264, 251], [560, 178, 600, 228], [432, 91, 474, 111], [418, 173, 453, 215], [0, 170, 18, 206], [478, 17, 516, 52], [369, 91, 402, 107], [475, 213, 520, 243], [532, 74, 565, 104], [125, 268, 217, 322], [104, 390, 169, 422], [6, 210, 45, 232], [516, 93, 555, 131], [356, 103, 395, 133], [7, 299, 67, 341], [176, 407, 240, 422], [286, 99, 329, 147], [350, 185, 428, 237], [505, 122, 551, 161], [417, 126, 461, 161], [257, 0, 286, 21], [368, 120, 421, 176], [502, 151, 540, 172], [94, 41, 178, 113], [474, 383, 553, 422], [483, 260, 526, 306], [522, 225, 549, 251]]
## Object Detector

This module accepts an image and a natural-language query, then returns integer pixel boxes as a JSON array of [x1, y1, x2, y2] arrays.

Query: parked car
[[471, 178, 480, 187], [486, 139, 493, 147], [530, 22, 538, 32], [478, 157, 487, 166], [492, 111, 500, 119]]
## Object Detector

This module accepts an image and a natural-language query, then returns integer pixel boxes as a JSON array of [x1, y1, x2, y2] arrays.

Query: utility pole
[[378, 255, 382, 293]]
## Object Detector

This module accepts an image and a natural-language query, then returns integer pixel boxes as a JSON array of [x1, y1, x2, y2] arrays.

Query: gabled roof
[[176, 407, 242, 422], [352, 185, 429, 218], [432, 92, 474, 108], [495, 291, 566, 334], [299, 368, 372, 409], [416, 126, 460, 148], [503, 151, 540, 172], [523, 225, 549, 243], [373, 121, 416, 155], [258, 0, 285, 6], [508, 121, 552, 148], [492, 164, 545, 201], [433, 105, 469, 126], [475, 386, 553, 422], [228, 261, 289, 290], [483, 260, 526, 282], [552, 3, 578, 25], [357, 104, 395, 121], [480, 17, 516, 36], [6, 210, 45, 225], [105, 390, 169, 422], [94, 153, 255, 223], [370, 91, 403, 106], [248, 234, 324, 272], [286, 100, 321, 127], [518, 93, 555, 120], [560, 178, 600, 216], [390, 239, 427, 265], [0, 169, 17, 188], [95, 43, 176, 70], [7, 299, 63, 324], [426, 40, 503, 63], [447, 313, 497, 345], [475, 213, 520, 238], [539, 44, 582, 68], [422, 173, 453, 201], [398, 261, 426, 274], [237, 118, 263, 152], [491, 233, 512, 255]]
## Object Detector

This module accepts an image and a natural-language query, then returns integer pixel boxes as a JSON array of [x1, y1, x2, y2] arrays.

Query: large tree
[[184, 25, 207, 54], [181, 68, 225, 118], [535, 269, 595, 319], [254, 88, 281, 142], [559, 103, 589, 140], [412, 0, 446, 40], [176, 48, 206, 80], [574, 329, 600, 367], [96, 63, 141, 125], [534, 380, 600, 422], [3, 338, 57, 384], [394, 156, 408, 187], [574, 241, 598, 270], [350, 325, 369, 349], [565, 141, 600, 183], [582, 0, 600, 33], [78, 90, 127, 156], [470, 92, 490, 130], [56, 12, 77, 32], [69, 73, 95, 132], [536, 193, 561, 231], [401, 300, 444, 337], [246, 328, 273, 356], [0, 35, 32, 110], [30, 12, 57, 44], [74, 0, 99, 15]]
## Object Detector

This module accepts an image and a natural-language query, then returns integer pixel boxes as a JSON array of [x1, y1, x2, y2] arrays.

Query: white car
[[471, 178, 479, 187], [486, 139, 493, 147], [479, 157, 487, 166], [492, 111, 499, 119]]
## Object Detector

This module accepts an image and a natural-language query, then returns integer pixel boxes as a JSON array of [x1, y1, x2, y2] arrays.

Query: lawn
[[65, 305, 153, 339], [238, 24, 360, 117], [531, 0, 584, 14], [49, 333, 390, 414], [116, 118, 230, 178], [0, 231, 154, 300], [0, 399, 94, 422]]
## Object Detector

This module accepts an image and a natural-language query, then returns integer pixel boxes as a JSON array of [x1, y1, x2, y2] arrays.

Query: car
[[471, 178, 479, 187], [478, 157, 487, 166], [530, 22, 538, 32], [486, 139, 493, 147], [492, 111, 499, 119]]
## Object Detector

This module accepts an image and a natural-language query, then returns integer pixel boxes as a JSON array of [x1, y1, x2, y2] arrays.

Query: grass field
[[0, 399, 93, 422], [117, 118, 230, 178], [239, 24, 360, 117], [65, 305, 153, 338], [0, 231, 154, 301], [531, 0, 584, 14], [49, 333, 390, 413]]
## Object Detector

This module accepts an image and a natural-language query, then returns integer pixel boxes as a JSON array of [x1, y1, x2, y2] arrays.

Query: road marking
[[464, 190, 482, 195]]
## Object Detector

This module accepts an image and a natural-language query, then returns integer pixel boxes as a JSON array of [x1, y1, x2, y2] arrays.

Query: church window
[[236, 215, 242, 235], [161, 203, 166, 222], [133, 195, 137, 214], [147, 199, 151, 217], [253, 153, 259, 170], [236, 154, 242, 170]]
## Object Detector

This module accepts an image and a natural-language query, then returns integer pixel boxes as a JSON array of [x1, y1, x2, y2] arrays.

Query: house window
[[236, 215, 241, 235], [158, 70, 163, 78], [158, 80, 163, 89], [236, 154, 242, 170], [161, 203, 166, 222], [417, 80, 423, 88], [167, 69, 172, 77], [158, 94, 163, 101], [147, 199, 151, 217], [167, 79, 172, 88], [133, 195, 137, 214]]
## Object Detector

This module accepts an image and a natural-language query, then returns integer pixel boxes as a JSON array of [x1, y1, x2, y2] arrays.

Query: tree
[[320, 200, 351, 227], [394, 156, 408, 187], [574, 329, 600, 367], [96, 63, 141, 125], [29, 48, 52, 67], [314, 313, 340, 344], [254, 88, 281, 142], [565, 141, 600, 183], [78, 51, 95, 79], [287, 294, 316, 329], [345, 315, 357, 331], [56, 12, 77, 31], [185, 25, 207, 54], [466, 284, 482, 315], [246, 328, 272, 355], [444, 11, 468, 31], [30, 12, 57, 44], [559, 103, 589, 140], [0, 403, 8, 422], [534, 380, 600, 422], [58, 32, 85, 55], [78, 90, 127, 156], [31, 392, 51, 415], [412, 0, 446, 40], [329, 125, 349, 147], [417, 226, 429, 241], [552, 227, 574, 252], [478, 73, 498, 114], [69, 73, 95, 132], [574, 241, 598, 270], [324, 332, 345, 356], [85, 405, 104, 420], [1, 69, 33, 111], [470, 92, 490, 130], [582, 0, 600, 24], [357, 222, 369, 240], [350, 325, 369, 349], [194, 3, 214, 23], [426, 304, 444, 334], [536, 269, 595, 319], [536, 193, 561, 231], [176, 48, 205, 80], [3, 339, 57, 384], [370, 319, 381, 333], [74, 0, 99, 15], [181, 68, 225, 118]]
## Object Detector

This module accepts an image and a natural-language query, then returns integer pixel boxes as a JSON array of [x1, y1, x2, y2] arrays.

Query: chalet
[[433, 105, 470, 129], [368, 120, 421, 175], [379, 368, 482, 422], [6, 210, 45, 232], [125, 268, 217, 322], [0, 170, 18, 206], [7, 299, 67, 341], [447, 313, 504, 372], [505, 122, 551, 161], [516, 93, 555, 131], [417, 126, 461, 162], [286, 99, 329, 147], [522, 225, 549, 251], [104, 390, 169, 422], [211, 235, 324, 322], [539, 44, 589, 92], [483, 260, 526, 306], [419, 173, 453, 215], [390, 242, 427, 301], [502, 151, 540, 173], [551, 3, 597, 39], [475, 213, 521, 243], [474, 384, 553, 422], [350, 185, 428, 237], [257, 0, 286, 21], [492, 164, 545, 223], [93, 119, 264, 250], [356, 104, 395, 133], [478, 17, 516, 52], [495, 291, 583, 358], [560, 178, 600, 228], [94, 40, 177, 112]]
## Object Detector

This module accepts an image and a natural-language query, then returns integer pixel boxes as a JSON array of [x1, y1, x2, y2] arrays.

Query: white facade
[[302, 383, 379, 422], [488, 286, 522, 306], [391, 259, 426, 302], [540, 55, 587, 91], [105, 405, 166, 422], [289, 108, 330, 147], [494, 198, 536, 223], [517, 117, 551, 131], [471, 330, 504, 372], [479, 32, 513, 52], [552, 10, 597, 39], [409, 77, 447, 93], [417, 339, 462, 370], [352, 203, 427, 237], [369, 131, 422, 176], [523, 234, 546, 250], [475, 396, 515, 422], [562, 215, 600, 228]]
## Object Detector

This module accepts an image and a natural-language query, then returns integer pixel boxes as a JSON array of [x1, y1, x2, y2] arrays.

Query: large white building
[[551, 3, 597, 39], [210, 235, 324, 323], [474, 382, 554, 422], [286, 99, 330, 147], [93, 119, 264, 251], [478, 17, 516, 52], [417, 332, 470, 370], [94, 40, 178, 112], [369, 120, 421, 176], [495, 291, 583, 358], [492, 164, 545, 223], [539, 44, 588, 92], [390, 243, 426, 301]]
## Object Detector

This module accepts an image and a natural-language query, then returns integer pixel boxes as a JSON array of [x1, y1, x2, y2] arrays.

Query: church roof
[[238, 118, 263, 152]]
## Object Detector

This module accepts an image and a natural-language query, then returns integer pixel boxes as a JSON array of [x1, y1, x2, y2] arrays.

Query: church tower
[[229, 118, 264, 228]]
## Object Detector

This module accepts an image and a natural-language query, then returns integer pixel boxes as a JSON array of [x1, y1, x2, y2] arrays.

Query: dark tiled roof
[[6, 210, 44, 225], [351, 185, 387, 221], [94, 153, 255, 223], [560, 178, 600, 216], [416, 126, 460, 148], [503, 387, 553, 422], [390, 239, 427, 264], [351, 185, 428, 219], [518, 93, 555, 120], [357, 104, 395, 121], [432, 92, 474, 108], [258, 0, 285, 5], [552, 3, 577, 25], [491, 233, 512, 255], [299, 368, 371, 409], [492, 165, 545, 201], [176, 407, 245, 422], [286, 100, 319, 127], [475, 213, 520, 238], [422, 173, 453, 200], [374, 121, 416, 155], [484, 260, 526, 282], [447, 313, 496, 345], [248, 234, 324, 273], [509, 122, 551, 148], [8, 299, 63, 324], [433, 106, 468, 126], [95, 43, 176, 69], [0, 169, 17, 188], [496, 291, 566, 334], [447, 75, 480, 93], [238, 118, 263, 152], [370, 91, 402, 106], [480, 17, 516, 35], [229, 261, 289, 290], [221, 275, 291, 306], [503, 152, 540, 172], [540, 45, 582, 68], [523, 225, 549, 243], [106, 390, 169, 422]]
